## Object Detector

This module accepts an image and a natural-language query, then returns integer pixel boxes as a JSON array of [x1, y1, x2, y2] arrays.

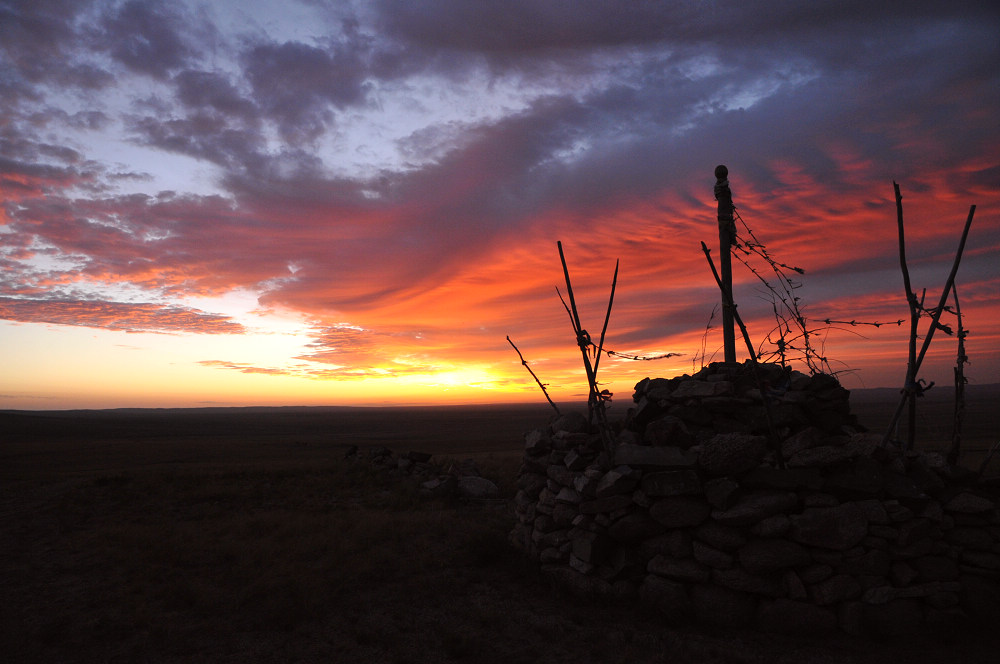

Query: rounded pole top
[[714, 164, 728, 181]]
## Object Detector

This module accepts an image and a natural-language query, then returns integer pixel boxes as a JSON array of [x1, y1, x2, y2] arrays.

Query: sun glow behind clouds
[[1, 0, 997, 409]]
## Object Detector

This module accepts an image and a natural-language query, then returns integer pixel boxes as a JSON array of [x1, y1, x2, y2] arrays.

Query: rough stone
[[674, 379, 732, 398], [711, 568, 784, 596], [517, 472, 548, 498], [703, 477, 740, 509], [546, 465, 577, 487], [692, 541, 734, 569], [911, 556, 959, 582], [595, 466, 641, 497], [555, 487, 583, 504], [639, 575, 691, 622], [692, 585, 757, 626], [810, 574, 862, 605], [758, 599, 837, 635], [579, 494, 633, 514], [648, 555, 710, 583], [640, 470, 702, 497], [783, 570, 808, 600], [608, 513, 663, 543], [890, 561, 919, 587], [698, 432, 767, 476], [742, 466, 822, 491], [552, 411, 589, 434], [694, 521, 746, 551], [572, 530, 611, 565], [643, 415, 693, 447], [649, 496, 711, 528], [614, 444, 697, 469], [960, 550, 1000, 570], [839, 549, 890, 577], [457, 476, 499, 499], [551, 503, 577, 528], [823, 456, 884, 498], [712, 491, 799, 526], [799, 563, 834, 585], [946, 492, 996, 514], [787, 445, 855, 467], [524, 428, 551, 455], [780, 426, 826, 458], [947, 526, 994, 550], [739, 539, 811, 574], [862, 598, 924, 636], [750, 514, 792, 538], [639, 531, 692, 560], [563, 449, 590, 471], [790, 503, 868, 550], [862, 582, 962, 604]]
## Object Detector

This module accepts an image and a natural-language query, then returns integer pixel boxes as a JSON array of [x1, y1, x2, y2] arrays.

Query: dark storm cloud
[[241, 37, 372, 142], [172, 69, 259, 122], [96, 0, 209, 79], [374, 0, 999, 57], [0, 0, 111, 105], [127, 113, 266, 170]]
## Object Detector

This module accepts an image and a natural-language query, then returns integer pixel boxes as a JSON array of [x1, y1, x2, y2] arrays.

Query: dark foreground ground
[[2, 388, 998, 663]]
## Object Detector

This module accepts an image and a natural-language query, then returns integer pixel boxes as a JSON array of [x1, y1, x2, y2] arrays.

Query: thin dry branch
[[884, 190, 976, 448], [591, 259, 619, 378], [556, 241, 614, 455], [507, 336, 560, 415], [947, 283, 968, 465]]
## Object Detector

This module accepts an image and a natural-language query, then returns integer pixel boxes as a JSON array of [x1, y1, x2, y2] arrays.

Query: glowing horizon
[[1, 1, 997, 410]]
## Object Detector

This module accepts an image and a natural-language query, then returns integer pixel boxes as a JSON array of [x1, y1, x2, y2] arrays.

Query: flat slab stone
[[790, 503, 868, 550], [614, 444, 697, 469], [757, 599, 837, 635], [640, 470, 702, 496], [650, 496, 711, 528], [711, 491, 799, 526], [945, 492, 996, 514]]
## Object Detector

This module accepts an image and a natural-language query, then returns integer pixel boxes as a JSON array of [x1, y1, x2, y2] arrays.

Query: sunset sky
[[2, 0, 998, 410]]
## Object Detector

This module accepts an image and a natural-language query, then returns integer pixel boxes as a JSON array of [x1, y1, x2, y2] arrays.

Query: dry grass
[[2, 400, 998, 662]]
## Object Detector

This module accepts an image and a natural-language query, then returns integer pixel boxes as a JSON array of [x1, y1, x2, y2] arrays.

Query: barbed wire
[[602, 348, 683, 361]]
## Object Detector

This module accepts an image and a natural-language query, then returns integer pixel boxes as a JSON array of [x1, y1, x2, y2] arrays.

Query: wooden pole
[[715, 165, 737, 363], [702, 241, 783, 468]]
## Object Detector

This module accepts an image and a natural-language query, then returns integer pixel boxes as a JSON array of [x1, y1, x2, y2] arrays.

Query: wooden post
[[715, 165, 737, 363]]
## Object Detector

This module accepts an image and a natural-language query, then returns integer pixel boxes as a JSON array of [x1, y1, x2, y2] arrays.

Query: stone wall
[[510, 362, 1000, 636]]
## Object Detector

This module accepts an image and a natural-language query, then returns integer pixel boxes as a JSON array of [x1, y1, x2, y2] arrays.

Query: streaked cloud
[[0, 0, 997, 407]]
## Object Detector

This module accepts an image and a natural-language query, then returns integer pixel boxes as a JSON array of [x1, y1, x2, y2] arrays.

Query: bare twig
[[978, 441, 1000, 480], [507, 336, 560, 415], [556, 241, 614, 455], [884, 188, 976, 448], [591, 259, 619, 378]]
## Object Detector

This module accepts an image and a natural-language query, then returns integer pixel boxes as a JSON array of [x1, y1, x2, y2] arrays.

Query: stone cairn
[[510, 361, 1000, 636]]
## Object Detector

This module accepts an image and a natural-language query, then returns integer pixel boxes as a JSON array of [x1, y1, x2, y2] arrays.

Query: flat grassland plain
[[2, 385, 998, 663]]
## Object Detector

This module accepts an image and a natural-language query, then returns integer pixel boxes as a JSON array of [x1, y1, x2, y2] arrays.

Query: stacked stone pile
[[347, 446, 500, 500], [510, 362, 1000, 636]]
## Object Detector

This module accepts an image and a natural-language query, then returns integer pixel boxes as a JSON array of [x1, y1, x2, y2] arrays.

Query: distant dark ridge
[[849, 382, 1000, 401], [0, 403, 554, 444]]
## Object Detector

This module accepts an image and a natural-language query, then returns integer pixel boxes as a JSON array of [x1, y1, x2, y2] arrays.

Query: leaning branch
[[883, 196, 976, 447], [507, 336, 560, 415]]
